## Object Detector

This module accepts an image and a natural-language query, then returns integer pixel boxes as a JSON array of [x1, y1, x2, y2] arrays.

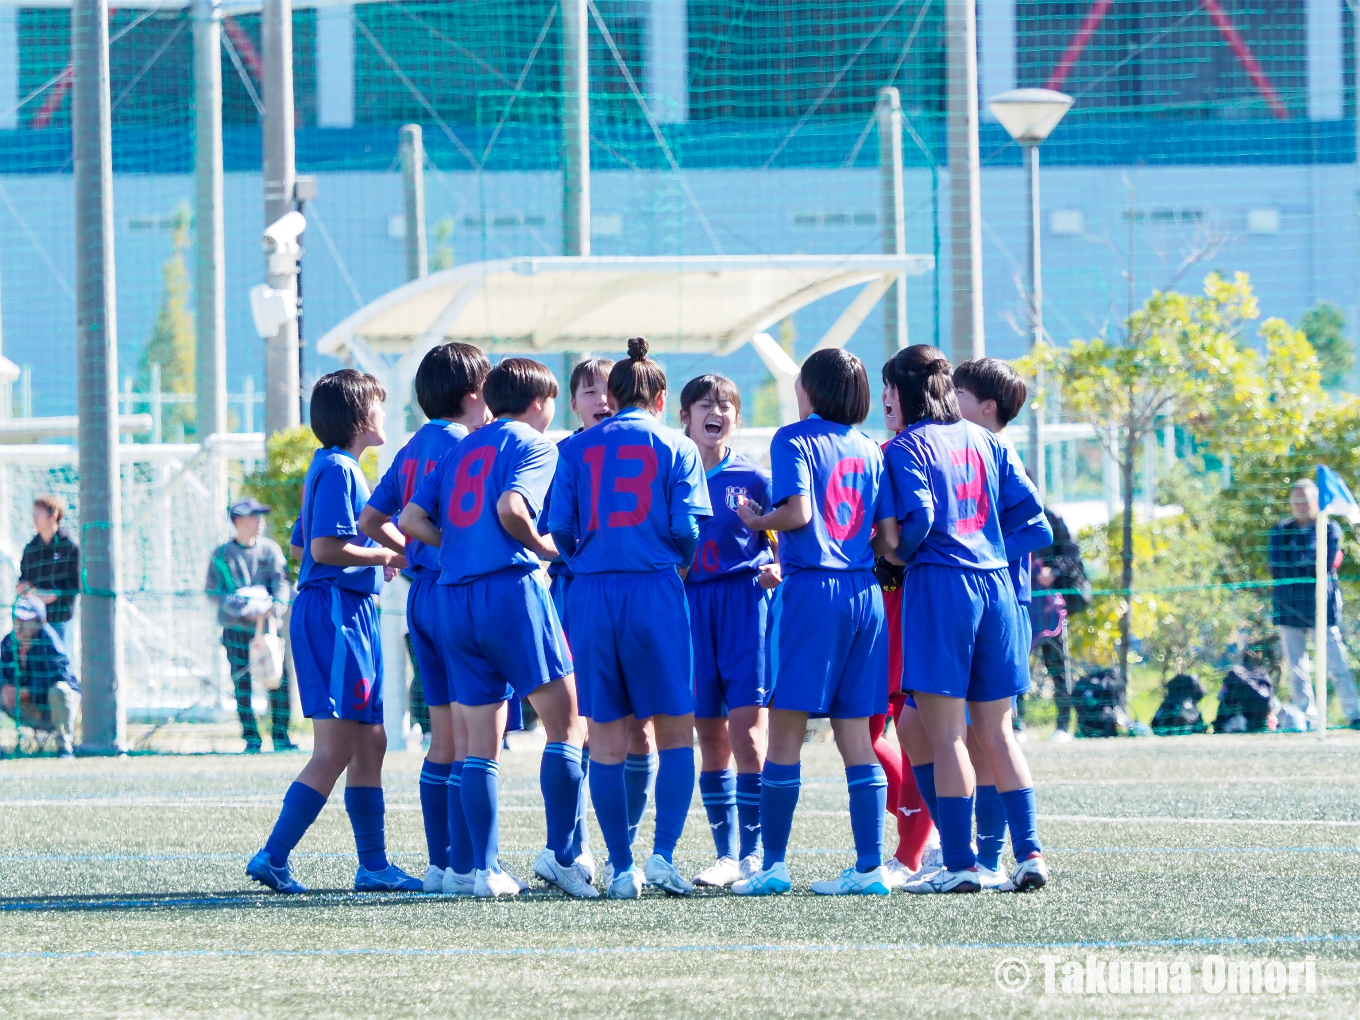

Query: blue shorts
[[291, 585, 384, 724], [686, 573, 769, 718], [436, 570, 573, 708], [767, 569, 886, 718], [406, 574, 452, 707], [548, 568, 572, 640], [568, 570, 694, 724], [900, 563, 1030, 703]]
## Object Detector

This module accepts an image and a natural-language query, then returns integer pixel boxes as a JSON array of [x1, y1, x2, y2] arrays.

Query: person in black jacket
[[18, 495, 81, 654], [1268, 480, 1360, 730], [1, 595, 81, 756]]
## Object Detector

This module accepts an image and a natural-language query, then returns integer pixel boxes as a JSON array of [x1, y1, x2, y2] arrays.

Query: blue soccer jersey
[[367, 420, 468, 578], [769, 415, 889, 573], [687, 451, 774, 583], [291, 448, 382, 594], [548, 407, 712, 574], [885, 418, 1044, 571], [410, 418, 558, 584]]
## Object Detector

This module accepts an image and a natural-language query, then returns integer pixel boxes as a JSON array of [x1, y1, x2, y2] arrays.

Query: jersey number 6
[[583, 444, 659, 529], [823, 457, 866, 541]]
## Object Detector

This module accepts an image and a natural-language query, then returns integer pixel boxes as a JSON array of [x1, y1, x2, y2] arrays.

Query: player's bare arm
[[496, 490, 557, 560], [398, 501, 442, 548], [310, 534, 404, 570], [357, 504, 407, 556], [736, 494, 810, 533]]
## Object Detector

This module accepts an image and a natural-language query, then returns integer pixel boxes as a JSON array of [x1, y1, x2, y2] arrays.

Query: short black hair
[[570, 357, 615, 397], [798, 348, 870, 426], [679, 373, 742, 416], [953, 357, 1027, 426], [310, 369, 387, 449], [882, 345, 960, 427], [484, 358, 559, 416], [414, 342, 490, 420], [608, 337, 667, 409]]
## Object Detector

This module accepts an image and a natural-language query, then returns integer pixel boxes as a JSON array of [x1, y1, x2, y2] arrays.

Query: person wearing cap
[[17, 495, 81, 655], [205, 499, 293, 752], [1, 594, 81, 756]]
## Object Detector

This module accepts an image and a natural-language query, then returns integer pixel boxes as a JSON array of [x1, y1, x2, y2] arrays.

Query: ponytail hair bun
[[609, 336, 667, 409], [627, 336, 650, 361]]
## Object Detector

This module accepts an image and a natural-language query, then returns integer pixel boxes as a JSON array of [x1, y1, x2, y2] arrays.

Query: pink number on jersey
[[701, 539, 720, 573], [400, 457, 438, 505], [950, 448, 990, 535], [447, 446, 496, 528], [822, 457, 866, 541], [608, 445, 658, 527], [582, 445, 605, 530]]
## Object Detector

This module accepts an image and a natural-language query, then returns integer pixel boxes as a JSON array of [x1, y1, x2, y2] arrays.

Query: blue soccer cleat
[[354, 863, 424, 892], [809, 866, 891, 896], [730, 861, 792, 896], [246, 850, 306, 894]]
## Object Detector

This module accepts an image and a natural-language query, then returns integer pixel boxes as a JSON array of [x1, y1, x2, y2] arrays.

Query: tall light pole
[[987, 87, 1072, 502]]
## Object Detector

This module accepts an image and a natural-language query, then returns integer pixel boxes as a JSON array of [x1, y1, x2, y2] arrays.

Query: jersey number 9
[[950, 448, 990, 535]]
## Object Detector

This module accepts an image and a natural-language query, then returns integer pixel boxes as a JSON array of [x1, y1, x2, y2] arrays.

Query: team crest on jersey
[[725, 485, 748, 510]]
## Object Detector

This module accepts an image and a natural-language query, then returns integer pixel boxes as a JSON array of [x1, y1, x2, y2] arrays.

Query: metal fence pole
[[193, 0, 227, 443], [561, 0, 590, 257], [262, 0, 299, 435], [946, 0, 984, 360], [878, 86, 908, 357], [400, 124, 428, 282], [73, 0, 125, 753]]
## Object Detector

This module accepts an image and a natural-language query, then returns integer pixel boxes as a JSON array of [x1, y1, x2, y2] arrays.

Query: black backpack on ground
[[1151, 673, 1208, 735], [1213, 665, 1273, 733], [1072, 668, 1127, 738]]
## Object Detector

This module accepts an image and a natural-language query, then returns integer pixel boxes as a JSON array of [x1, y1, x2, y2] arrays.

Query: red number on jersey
[[950, 448, 990, 535], [608, 445, 658, 527], [701, 539, 720, 573], [822, 457, 866, 541], [582, 445, 606, 530], [446, 446, 496, 528], [399, 457, 438, 505]]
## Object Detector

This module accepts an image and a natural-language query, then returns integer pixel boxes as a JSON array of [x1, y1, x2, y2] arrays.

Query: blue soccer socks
[[264, 781, 327, 867], [460, 757, 501, 873], [1000, 786, 1042, 862], [624, 752, 658, 847], [447, 761, 475, 875], [910, 763, 939, 824], [936, 795, 978, 873], [699, 768, 738, 861], [845, 763, 888, 873], [589, 759, 633, 873], [542, 742, 586, 867], [570, 745, 592, 861], [652, 747, 696, 863], [344, 786, 389, 873], [419, 759, 453, 870], [760, 760, 801, 870], [974, 784, 1008, 872], [736, 771, 762, 860]]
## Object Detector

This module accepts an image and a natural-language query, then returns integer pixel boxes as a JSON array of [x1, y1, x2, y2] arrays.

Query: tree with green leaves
[[1297, 302, 1353, 390], [140, 203, 196, 438], [1022, 272, 1267, 680]]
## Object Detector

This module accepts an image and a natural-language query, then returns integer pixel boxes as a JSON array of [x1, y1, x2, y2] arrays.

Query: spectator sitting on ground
[[1267, 479, 1360, 730], [17, 495, 81, 654], [1, 594, 81, 756]]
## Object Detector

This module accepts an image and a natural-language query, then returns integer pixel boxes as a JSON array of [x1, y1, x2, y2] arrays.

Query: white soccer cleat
[[731, 861, 792, 896], [904, 867, 982, 894], [423, 864, 447, 893], [881, 857, 912, 891], [810, 866, 891, 896], [574, 850, 596, 886], [644, 853, 695, 896], [693, 857, 744, 888], [473, 868, 523, 898], [975, 864, 1008, 890], [1001, 854, 1049, 893], [441, 868, 475, 896], [534, 848, 600, 899], [738, 854, 762, 880], [606, 866, 645, 899]]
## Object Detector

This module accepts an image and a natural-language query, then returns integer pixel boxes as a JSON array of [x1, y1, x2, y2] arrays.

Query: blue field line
[[2, 933, 1360, 962], [4, 845, 1357, 866]]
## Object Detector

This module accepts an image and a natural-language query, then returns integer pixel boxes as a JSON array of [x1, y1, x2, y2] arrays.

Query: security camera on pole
[[986, 87, 1073, 502]]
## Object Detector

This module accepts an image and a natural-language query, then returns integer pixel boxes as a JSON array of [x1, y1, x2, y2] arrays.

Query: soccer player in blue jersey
[[678, 374, 780, 887], [729, 349, 901, 897], [548, 336, 712, 899], [400, 358, 592, 899], [882, 345, 1052, 894], [358, 343, 491, 894], [247, 370, 422, 894]]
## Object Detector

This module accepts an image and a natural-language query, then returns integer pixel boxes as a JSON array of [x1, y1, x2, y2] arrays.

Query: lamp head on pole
[[987, 88, 1074, 145]]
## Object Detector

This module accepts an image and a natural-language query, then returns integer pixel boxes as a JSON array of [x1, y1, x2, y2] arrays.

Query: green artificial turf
[[2, 732, 1359, 1018]]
